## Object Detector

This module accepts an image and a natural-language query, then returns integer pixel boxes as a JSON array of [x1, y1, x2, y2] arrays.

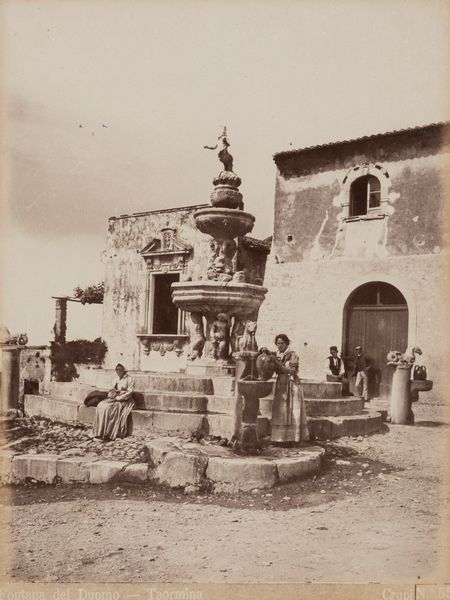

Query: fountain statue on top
[[171, 127, 267, 377]]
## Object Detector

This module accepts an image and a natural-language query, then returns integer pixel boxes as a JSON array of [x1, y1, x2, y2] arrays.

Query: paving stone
[[275, 447, 324, 483], [206, 456, 278, 492], [89, 459, 128, 484], [56, 456, 95, 482], [12, 454, 59, 483], [146, 438, 177, 466], [117, 463, 149, 483], [155, 451, 208, 488]]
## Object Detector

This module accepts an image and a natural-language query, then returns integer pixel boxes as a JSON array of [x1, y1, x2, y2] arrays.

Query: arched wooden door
[[344, 282, 408, 400]]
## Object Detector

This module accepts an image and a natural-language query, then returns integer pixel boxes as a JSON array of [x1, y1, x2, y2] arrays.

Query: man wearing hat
[[351, 345, 373, 401], [325, 346, 349, 395]]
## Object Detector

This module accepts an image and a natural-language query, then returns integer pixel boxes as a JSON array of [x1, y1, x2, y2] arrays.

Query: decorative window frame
[[339, 163, 391, 222], [137, 227, 191, 355]]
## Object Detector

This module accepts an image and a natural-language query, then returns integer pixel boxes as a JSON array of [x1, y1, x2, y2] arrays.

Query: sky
[[1, 0, 449, 344]]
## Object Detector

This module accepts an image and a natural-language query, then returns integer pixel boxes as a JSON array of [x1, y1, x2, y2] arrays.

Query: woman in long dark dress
[[271, 334, 309, 445], [91, 364, 135, 441]]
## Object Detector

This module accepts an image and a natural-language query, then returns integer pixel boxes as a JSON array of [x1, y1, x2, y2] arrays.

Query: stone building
[[101, 204, 270, 372], [258, 121, 449, 402]]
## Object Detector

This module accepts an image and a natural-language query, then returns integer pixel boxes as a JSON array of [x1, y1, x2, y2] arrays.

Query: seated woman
[[270, 333, 309, 446], [91, 364, 135, 441]]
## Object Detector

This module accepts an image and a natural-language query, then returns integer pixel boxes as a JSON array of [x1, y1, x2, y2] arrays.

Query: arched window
[[349, 175, 381, 217]]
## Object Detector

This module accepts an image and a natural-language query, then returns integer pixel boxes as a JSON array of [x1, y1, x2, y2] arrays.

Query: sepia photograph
[[0, 1, 449, 598]]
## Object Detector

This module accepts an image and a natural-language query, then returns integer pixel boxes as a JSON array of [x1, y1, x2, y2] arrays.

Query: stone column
[[53, 297, 68, 344], [390, 365, 412, 424], [1, 345, 22, 412]]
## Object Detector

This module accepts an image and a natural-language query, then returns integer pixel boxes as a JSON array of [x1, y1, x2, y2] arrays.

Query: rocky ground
[[1, 400, 449, 584]]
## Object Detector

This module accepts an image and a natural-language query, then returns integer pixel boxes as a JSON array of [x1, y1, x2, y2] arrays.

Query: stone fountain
[[171, 128, 268, 377], [171, 128, 274, 452], [387, 346, 433, 425]]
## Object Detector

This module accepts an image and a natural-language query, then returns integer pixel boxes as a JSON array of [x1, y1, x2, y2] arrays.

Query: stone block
[[308, 412, 383, 440], [155, 451, 208, 488], [149, 375, 214, 394], [89, 459, 128, 484], [136, 392, 208, 413], [24, 395, 80, 422], [205, 395, 234, 414], [302, 380, 342, 399], [12, 454, 58, 483], [211, 377, 235, 396], [48, 381, 96, 402], [146, 438, 177, 466], [132, 410, 206, 435], [117, 463, 149, 483], [205, 413, 234, 438], [305, 397, 365, 417], [78, 405, 96, 425], [56, 457, 94, 482], [275, 447, 324, 483], [206, 456, 278, 492]]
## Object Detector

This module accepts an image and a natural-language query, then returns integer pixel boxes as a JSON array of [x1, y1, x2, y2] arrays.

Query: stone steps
[[23, 394, 268, 439], [74, 369, 343, 399], [74, 369, 215, 394], [260, 396, 365, 417], [48, 382, 234, 415], [308, 411, 383, 440]]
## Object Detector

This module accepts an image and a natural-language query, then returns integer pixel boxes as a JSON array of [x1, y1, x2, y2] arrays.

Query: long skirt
[[271, 374, 309, 443], [92, 398, 135, 440]]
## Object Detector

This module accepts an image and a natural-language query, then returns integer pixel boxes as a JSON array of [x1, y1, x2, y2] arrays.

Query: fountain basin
[[237, 379, 274, 401], [193, 207, 255, 239], [171, 281, 267, 319], [410, 379, 433, 393]]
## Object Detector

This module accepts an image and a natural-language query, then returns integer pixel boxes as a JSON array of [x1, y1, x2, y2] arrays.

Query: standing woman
[[271, 334, 309, 445], [93, 364, 135, 441]]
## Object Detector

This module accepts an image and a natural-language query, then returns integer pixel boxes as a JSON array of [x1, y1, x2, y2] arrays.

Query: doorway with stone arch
[[343, 282, 408, 400]]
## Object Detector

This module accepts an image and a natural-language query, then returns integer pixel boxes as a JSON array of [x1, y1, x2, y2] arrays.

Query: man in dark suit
[[351, 345, 373, 401]]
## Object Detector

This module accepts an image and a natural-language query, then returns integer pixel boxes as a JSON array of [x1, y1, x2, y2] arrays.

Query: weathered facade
[[258, 122, 450, 402], [101, 205, 270, 372]]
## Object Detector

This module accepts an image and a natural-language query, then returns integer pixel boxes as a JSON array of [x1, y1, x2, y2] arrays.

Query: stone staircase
[[24, 369, 384, 440]]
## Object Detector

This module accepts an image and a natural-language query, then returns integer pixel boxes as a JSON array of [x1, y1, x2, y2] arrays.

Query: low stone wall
[[0, 438, 325, 493]]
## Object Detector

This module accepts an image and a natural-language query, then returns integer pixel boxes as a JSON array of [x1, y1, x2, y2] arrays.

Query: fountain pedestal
[[387, 347, 433, 425], [235, 378, 273, 452]]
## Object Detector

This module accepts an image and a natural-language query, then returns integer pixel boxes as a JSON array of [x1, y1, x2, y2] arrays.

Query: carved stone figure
[[204, 127, 234, 172], [0, 326, 28, 347], [230, 318, 245, 353], [232, 271, 246, 283], [387, 346, 422, 367], [211, 313, 230, 360], [206, 238, 236, 282], [188, 313, 205, 361], [238, 320, 258, 353]]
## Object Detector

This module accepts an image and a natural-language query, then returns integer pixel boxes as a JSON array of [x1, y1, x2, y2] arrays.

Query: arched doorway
[[343, 282, 408, 400]]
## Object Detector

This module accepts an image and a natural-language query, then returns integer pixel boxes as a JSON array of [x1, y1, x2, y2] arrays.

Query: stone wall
[[272, 150, 448, 265], [258, 124, 450, 403], [258, 253, 446, 403], [101, 205, 211, 371], [19, 346, 51, 396]]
